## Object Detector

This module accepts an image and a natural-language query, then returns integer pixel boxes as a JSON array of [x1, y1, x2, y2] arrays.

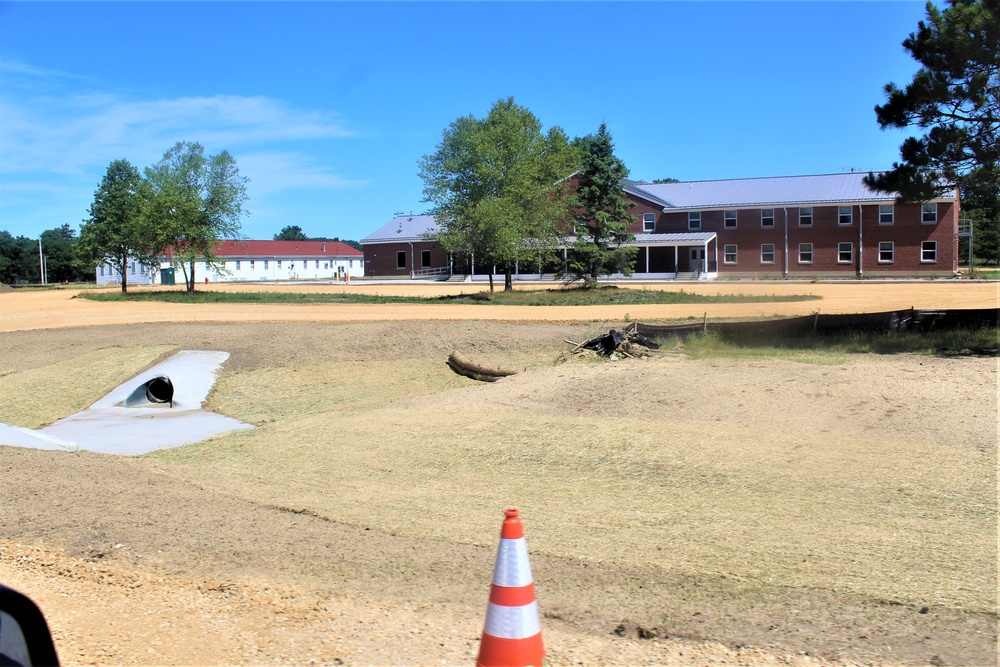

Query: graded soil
[[0, 282, 996, 667]]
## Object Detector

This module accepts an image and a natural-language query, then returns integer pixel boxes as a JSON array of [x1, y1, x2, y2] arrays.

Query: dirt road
[[0, 282, 996, 667], [1, 280, 997, 332]]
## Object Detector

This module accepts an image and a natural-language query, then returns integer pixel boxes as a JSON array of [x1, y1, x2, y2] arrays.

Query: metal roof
[[625, 173, 943, 210], [362, 215, 439, 244], [630, 232, 716, 246], [213, 240, 362, 258], [557, 232, 715, 248]]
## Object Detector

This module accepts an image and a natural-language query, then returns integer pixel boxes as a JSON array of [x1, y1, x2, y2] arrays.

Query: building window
[[724, 244, 737, 264], [761, 209, 774, 228], [799, 207, 813, 227], [250, 260, 255, 270], [688, 212, 701, 230], [724, 210, 737, 229], [922, 203, 938, 224], [130, 262, 136, 275], [99, 265, 104, 276], [921, 241, 937, 262], [324, 262, 329, 269], [263, 260, 269, 269], [879, 204, 894, 225], [761, 244, 775, 264], [838, 206, 852, 226], [421, 250, 431, 268], [838, 242, 853, 264], [878, 241, 894, 263], [397, 251, 407, 269], [798, 243, 813, 264], [642, 213, 655, 231], [277, 260, 283, 269], [235, 260, 241, 270]]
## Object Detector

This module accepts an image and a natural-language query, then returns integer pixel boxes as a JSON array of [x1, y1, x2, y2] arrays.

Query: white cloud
[[0, 91, 357, 176], [239, 151, 371, 197]]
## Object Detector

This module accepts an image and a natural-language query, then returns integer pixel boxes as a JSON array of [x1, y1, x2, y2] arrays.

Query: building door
[[690, 248, 705, 272]]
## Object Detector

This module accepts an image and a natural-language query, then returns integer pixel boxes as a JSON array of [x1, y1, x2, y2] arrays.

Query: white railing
[[413, 266, 452, 277]]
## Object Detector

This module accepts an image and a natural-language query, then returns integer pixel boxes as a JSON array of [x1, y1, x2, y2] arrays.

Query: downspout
[[782, 207, 789, 278], [858, 205, 864, 277]]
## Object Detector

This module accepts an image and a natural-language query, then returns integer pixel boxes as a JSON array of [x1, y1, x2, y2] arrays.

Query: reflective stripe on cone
[[477, 508, 546, 667]]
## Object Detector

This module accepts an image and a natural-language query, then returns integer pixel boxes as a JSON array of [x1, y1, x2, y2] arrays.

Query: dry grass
[[150, 351, 997, 615], [0, 345, 176, 428]]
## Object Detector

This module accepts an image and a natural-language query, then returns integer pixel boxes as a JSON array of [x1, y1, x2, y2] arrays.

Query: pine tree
[[567, 124, 637, 287]]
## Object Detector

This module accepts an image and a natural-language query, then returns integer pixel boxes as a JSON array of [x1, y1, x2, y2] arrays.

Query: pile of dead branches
[[565, 323, 659, 359]]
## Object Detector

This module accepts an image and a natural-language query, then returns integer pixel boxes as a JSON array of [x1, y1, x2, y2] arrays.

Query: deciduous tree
[[41, 224, 89, 283], [419, 98, 577, 291], [0, 231, 38, 285], [76, 159, 153, 293], [274, 225, 308, 241], [145, 142, 249, 291]]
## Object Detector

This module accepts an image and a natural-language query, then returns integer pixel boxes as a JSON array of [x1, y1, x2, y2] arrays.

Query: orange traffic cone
[[477, 508, 545, 667]]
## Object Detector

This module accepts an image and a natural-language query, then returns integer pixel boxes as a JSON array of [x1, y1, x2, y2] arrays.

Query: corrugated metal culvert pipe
[[124, 375, 174, 407]]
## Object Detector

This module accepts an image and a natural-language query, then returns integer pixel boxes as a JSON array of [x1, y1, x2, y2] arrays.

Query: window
[[761, 244, 775, 264], [838, 206, 852, 226], [724, 244, 737, 264], [798, 243, 813, 264], [421, 250, 431, 268], [838, 242, 853, 264], [879, 204, 894, 225], [799, 207, 813, 227], [263, 260, 269, 269], [99, 265, 104, 277], [277, 260, 282, 269], [879, 241, 894, 263], [761, 209, 774, 228], [724, 210, 737, 229], [922, 203, 938, 224], [921, 241, 937, 262], [324, 262, 329, 269], [235, 260, 241, 270], [688, 212, 701, 230], [643, 213, 655, 231], [130, 262, 136, 275], [396, 251, 407, 269], [250, 260, 255, 270]]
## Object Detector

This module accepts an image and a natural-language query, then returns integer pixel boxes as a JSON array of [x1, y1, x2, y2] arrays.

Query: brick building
[[361, 173, 959, 280]]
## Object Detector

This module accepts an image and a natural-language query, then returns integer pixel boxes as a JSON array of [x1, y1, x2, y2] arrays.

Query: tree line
[[272, 225, 362, 251], [0, 225, 92, 285]]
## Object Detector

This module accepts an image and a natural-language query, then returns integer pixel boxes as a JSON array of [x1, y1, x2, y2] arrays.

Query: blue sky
[[1, 1, 928, 243]]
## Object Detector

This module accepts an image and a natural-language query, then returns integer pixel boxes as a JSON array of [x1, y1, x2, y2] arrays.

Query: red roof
[[214, 240, 363, 258]]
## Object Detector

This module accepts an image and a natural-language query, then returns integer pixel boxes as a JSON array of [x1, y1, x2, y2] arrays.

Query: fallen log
[[447, 351, 520, 382]]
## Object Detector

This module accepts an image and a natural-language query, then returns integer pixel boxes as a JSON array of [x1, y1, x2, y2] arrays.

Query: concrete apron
[[0, 351, 253, 455]]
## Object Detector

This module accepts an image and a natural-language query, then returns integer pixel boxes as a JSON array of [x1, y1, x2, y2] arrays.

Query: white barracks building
[[96, 240, 365, 285]]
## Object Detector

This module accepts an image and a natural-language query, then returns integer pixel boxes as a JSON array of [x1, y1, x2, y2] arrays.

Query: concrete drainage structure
[[0, 351, 253, 455]]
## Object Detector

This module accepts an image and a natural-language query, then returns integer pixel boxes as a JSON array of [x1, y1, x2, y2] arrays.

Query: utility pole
[[37, 239, 46, 285]]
